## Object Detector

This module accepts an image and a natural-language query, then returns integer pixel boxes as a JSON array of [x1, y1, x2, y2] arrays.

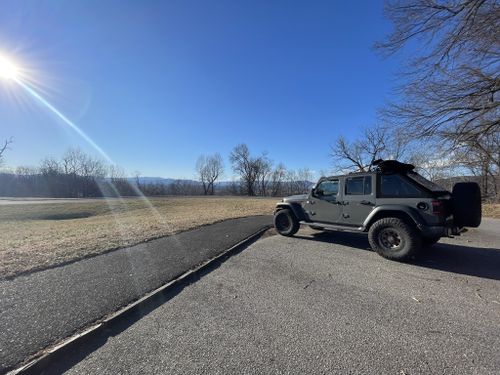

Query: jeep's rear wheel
[[274, 209, 299, 237], [368, 218, 421, 261]]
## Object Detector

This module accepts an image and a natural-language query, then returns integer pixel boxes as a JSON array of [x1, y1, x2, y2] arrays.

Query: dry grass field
[[0, 196, 277, 279], [1, 198, 497, 279], [483, 203, 500, 219]]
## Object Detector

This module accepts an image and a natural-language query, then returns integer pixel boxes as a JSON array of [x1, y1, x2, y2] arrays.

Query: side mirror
[[314, 189, 323, 197]]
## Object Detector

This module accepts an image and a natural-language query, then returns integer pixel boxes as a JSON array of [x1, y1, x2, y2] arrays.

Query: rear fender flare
[[363, 205, 424, 231]]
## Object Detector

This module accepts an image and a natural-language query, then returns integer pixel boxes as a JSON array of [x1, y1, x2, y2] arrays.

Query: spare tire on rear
[[452, 182, 481, 228]]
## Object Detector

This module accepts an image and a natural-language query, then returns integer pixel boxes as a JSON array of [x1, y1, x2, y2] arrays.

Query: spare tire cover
[[452, 182, 481, 227]]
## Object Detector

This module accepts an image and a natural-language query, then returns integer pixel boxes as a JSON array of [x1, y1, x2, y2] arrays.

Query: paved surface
[[42, 219, 500, 375], [0, 216, 271, 373]]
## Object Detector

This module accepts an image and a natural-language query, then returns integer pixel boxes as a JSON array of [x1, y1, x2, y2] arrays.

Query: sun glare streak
[[14, 78, 114, 164], [1, 53, 175, 231], [13, 77, 174, 231]]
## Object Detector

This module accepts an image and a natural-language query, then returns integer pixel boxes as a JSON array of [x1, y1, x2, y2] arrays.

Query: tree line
[[0, 144, 313, 198], [0, 147, 202, 198], [196, 143, 313, 197]]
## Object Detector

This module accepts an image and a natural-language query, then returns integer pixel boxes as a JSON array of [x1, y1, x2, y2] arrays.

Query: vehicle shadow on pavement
[[294, 231, 500, 281], [412, 243, 500, 281], [294, 231, 372, 251]]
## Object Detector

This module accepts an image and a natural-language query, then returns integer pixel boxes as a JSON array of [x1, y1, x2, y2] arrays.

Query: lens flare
[[0, 55, 20, 81], [14, 76, 173, 228], [1, 52, 176, 233], [15, 79, 114, 164]]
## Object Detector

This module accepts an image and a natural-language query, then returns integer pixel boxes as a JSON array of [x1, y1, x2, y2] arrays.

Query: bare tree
[[270, 163, 287, 196], [0, 138, 13, 166], [295, 168, 314, 193], [454, 131, 500, 198], [196, 153, 224, 195], [133, 170, 142, 191], [330, 125, 411, 172], [377, 0, 499, 154], [39, 157, 61, 175], [230, 144, 262, 196], [255, 155, 272, 196], [61, 148, 84, 175]]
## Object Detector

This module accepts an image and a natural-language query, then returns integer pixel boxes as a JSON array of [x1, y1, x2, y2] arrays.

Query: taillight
[[432, 200, 445, 216]]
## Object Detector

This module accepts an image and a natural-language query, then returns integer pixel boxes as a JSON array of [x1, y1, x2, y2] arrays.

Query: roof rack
[[371, 159, 415, 174]]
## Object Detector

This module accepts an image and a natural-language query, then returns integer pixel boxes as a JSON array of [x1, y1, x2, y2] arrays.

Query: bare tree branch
[[0, 138, 13, 166]]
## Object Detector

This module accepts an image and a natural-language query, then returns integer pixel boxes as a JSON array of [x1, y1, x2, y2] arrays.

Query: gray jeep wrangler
[[273, 160, 482, 261]]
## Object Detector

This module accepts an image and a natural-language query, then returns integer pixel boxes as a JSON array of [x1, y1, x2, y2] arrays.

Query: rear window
[[379, 174, 425, 198], [406, 171, 447, 192]]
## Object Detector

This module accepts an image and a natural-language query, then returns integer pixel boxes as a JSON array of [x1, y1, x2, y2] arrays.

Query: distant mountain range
[[127, 177, 194, 185], [123, 177, 236, 186]]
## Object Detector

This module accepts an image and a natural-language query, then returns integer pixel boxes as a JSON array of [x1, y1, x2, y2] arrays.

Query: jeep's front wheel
[[368, 218, 421, 261], [274, 209, 299, 237]]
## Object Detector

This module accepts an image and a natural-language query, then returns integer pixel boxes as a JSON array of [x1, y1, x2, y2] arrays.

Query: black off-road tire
[[452, 182, 481, 228], [274, 209, 300, 237], [368, 218, 422, 261]]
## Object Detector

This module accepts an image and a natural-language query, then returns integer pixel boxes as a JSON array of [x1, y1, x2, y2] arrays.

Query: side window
[[316, 180, 339, 198], [364, 176, 372, 195], [346, 176, 372, 195], [379, 174, 424, 198]]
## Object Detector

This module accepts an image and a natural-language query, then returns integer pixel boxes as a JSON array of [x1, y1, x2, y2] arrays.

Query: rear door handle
[[360, 200, 373, 205]]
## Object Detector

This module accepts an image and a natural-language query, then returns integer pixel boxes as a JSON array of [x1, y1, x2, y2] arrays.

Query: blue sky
[[0, 0, 401, 179]]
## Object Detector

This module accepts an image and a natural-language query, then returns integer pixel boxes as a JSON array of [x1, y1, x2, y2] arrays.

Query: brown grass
[[483, 203, 500, 219], [0, 196, 277, 279]]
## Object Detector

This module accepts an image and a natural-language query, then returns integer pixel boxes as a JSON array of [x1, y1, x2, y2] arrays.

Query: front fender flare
[[275, 202, 306, 221]]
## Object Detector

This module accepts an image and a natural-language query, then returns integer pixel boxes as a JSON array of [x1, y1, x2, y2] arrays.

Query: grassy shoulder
[[0, 196, 277, 279]]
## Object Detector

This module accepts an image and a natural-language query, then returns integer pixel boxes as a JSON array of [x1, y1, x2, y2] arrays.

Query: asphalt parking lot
[[43, 219, 500, 374], [0, 216, 271, 373]]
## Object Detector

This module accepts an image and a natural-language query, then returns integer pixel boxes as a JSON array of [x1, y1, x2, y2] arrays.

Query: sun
[[0, 55, 20, 81]]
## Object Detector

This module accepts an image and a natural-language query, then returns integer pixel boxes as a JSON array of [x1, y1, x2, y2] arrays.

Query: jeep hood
[[282, 194, 308, 203]]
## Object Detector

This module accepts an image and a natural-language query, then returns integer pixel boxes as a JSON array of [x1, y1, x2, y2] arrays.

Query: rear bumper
[[418, 224, 463, 238]]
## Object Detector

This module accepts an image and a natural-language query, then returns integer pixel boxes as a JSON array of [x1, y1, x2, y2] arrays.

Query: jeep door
[[304, 178, 343, 223], [341, 175, 374, 226]]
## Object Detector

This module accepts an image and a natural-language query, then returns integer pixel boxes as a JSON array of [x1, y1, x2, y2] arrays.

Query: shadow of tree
[[294, 231, 500, 281]]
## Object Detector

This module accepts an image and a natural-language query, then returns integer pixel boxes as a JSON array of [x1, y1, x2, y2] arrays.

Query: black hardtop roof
[[320, 160, 416, 180], [321, 171, 372, 179]]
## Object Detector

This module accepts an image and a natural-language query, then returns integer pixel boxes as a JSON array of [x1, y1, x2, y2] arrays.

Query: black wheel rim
[[276, 213, 291, 231], [379, 228, 403, 250]]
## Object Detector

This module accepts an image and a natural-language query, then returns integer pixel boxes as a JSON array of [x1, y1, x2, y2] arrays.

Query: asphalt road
[[43, 218, 500, 375], [0, 216, 271, 373]]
